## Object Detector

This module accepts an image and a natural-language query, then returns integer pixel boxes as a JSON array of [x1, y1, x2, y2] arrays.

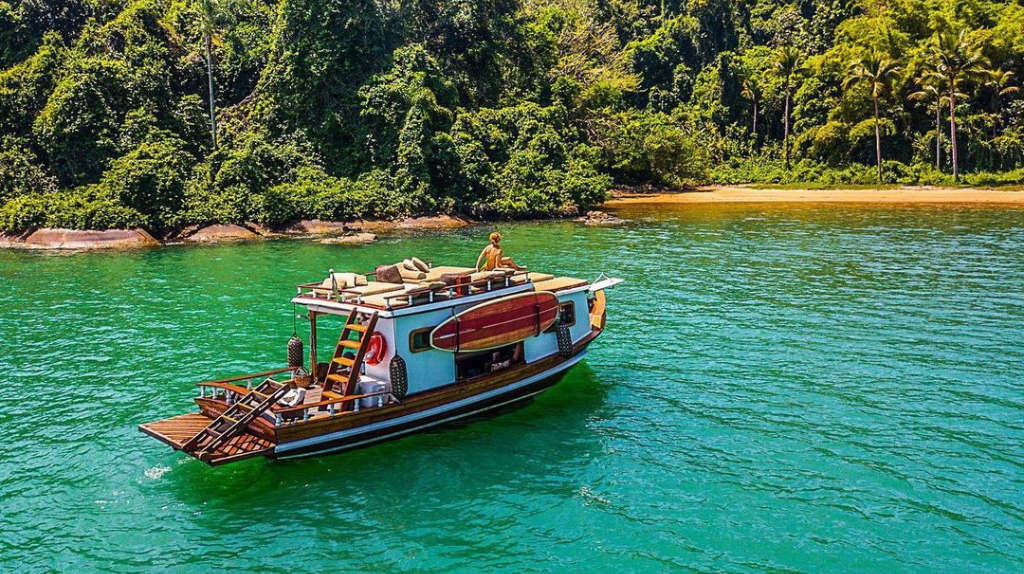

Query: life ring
[[365, 332, 387, 365]]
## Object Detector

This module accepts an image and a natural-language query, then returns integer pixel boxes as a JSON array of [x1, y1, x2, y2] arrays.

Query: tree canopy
[[1, 0, 1023, 232]]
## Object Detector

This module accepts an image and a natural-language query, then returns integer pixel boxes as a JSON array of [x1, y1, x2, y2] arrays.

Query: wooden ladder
[[323, 309, 379, 396], [182, 377, 291, 460]]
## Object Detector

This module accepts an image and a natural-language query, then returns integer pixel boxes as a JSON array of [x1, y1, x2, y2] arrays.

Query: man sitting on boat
[[476, 232, 525, 272]]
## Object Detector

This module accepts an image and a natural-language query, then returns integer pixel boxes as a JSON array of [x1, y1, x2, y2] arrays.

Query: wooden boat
[[139, 263, 622, 466]]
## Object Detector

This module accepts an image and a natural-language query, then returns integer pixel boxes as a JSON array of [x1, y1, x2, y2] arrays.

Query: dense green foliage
[[1, 0, 1023, 232]]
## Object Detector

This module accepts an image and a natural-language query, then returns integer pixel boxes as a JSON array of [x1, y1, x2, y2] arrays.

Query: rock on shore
[[319, 232, 377, 245], [179, 224, 263, 243], [577, 210, 623, 225], [0, 228, 160, 250], [285, 220, 353, 235], [359, 215, 472, 231]]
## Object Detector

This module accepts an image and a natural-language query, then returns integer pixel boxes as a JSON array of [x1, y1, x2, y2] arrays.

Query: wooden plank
[[139, 413, 214, 450]]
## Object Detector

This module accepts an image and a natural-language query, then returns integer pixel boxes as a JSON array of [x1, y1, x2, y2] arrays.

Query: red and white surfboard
[[430, 291, 560, 352]]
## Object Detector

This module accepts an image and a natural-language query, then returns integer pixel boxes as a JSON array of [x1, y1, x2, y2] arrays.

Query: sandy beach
[[604, 185, 1024, 206]]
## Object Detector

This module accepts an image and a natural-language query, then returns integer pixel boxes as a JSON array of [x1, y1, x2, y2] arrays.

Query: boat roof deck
[[293, 263, 590, 314]]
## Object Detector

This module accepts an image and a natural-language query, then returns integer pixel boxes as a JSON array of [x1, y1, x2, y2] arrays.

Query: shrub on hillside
[[593, 110, 708, 187], [92, 135, 194, 229], [0, 188, 145, 233], [0, 138, 58, 203]]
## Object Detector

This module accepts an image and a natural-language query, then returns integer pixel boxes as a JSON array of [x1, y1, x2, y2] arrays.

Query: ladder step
[[252, 391, 269, 399], [326, 374, 347, 383], [346, 323, 369, 332], [339, 339, 362, 349], [222, 415, 238, 424], [236, 403, 254, 411], [333, 356, 355, 367]]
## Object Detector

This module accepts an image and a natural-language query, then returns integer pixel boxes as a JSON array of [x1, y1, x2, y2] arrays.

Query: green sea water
[[1, 202, 1022, 573]]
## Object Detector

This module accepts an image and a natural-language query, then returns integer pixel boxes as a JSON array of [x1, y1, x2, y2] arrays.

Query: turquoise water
[[1, 203, 1022, 573]]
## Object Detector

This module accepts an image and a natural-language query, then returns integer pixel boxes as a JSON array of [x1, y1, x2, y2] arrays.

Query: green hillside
[[1, 0, 1023, 233]]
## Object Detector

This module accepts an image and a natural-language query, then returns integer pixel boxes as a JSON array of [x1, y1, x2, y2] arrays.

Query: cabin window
[[456, 343, 524, 380], [545, 302, 576, 332], [409, 327, 433, 353]]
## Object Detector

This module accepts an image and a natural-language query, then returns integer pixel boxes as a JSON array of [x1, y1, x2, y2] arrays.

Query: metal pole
[[309, 309, 318, 381]]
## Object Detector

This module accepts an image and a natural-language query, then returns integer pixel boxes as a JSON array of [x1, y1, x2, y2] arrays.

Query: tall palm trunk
[[205, 34, 218, 149], [752, 100, 758, 145], [872, 97, 883, 183], [948, 87, 958, 180], [783, 83, 791, 169], [934, 101, 941, 171]]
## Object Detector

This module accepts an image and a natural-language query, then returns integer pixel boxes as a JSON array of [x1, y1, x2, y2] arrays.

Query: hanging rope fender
[[287, 304, 304, 368], [555, 321, 573, 358], [390, 354, 408, 399]]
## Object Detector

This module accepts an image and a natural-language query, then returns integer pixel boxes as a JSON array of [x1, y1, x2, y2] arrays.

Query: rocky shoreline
[[0, 215, 473, 251]]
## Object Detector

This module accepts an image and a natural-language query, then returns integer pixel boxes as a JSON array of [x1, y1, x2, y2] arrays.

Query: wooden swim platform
[[139, 412, 276, 466]]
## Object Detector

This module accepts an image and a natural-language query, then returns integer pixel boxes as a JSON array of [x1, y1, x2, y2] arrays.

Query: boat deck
[[294, 262, 590, 313], [139, 412, 276, 466]]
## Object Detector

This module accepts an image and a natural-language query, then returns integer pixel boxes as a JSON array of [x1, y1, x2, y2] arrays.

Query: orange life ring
[[365, 332, 387, 365]]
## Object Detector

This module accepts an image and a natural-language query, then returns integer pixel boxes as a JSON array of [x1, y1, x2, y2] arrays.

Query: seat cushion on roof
[[342, 282, 404, 299], [319, 272, 367, 290], [404, 281, 446, 294], [375, 264, 403, 284], [510, 272, 555, 285], [532, 277, 588, 292], [425, 265, 474, 282], [359, 282, 449, 308], [399, 267, 427, 281], [470, 270, 502, 283], [411, 257, 429, 272]]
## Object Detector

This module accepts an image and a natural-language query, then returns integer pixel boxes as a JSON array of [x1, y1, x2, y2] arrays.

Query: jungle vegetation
[[1, 0, 1023, 233]]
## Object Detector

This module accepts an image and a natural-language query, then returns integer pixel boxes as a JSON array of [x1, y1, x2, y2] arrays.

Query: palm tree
[[844, 50, 901, 183], [773, 45, 802, 169], [198, 0, 242, 149], [929, 30, 988, 180], [740, 76, 760, 145], [982, 68, 1019, 131], [908, 72, 947, 171]]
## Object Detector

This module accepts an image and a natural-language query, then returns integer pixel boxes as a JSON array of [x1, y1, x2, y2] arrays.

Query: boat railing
[[295, 268, 534, 309], [195, 366, 299, 402], [273, 390, 400, 426]]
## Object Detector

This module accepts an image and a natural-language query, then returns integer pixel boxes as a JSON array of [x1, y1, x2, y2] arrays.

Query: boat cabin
[[292, 262, 600, 402]]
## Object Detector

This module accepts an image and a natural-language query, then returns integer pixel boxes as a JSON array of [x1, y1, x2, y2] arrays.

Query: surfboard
[[430, 291, 560, 352]]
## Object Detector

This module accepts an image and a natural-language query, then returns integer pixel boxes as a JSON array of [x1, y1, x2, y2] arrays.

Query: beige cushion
[[360, 282, 448, 308], [411, 257, 429, 272], [402, 258, 418, 271], [470, 271, 501, 283], [320, 272, 367, 289], [425, 265, 475, 282], [314, 272, 368, 296], [399, 267, 427, 281], [341, 282, 404, 298], [405, 281, 445, 294], [509, 272, 555, 285]]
